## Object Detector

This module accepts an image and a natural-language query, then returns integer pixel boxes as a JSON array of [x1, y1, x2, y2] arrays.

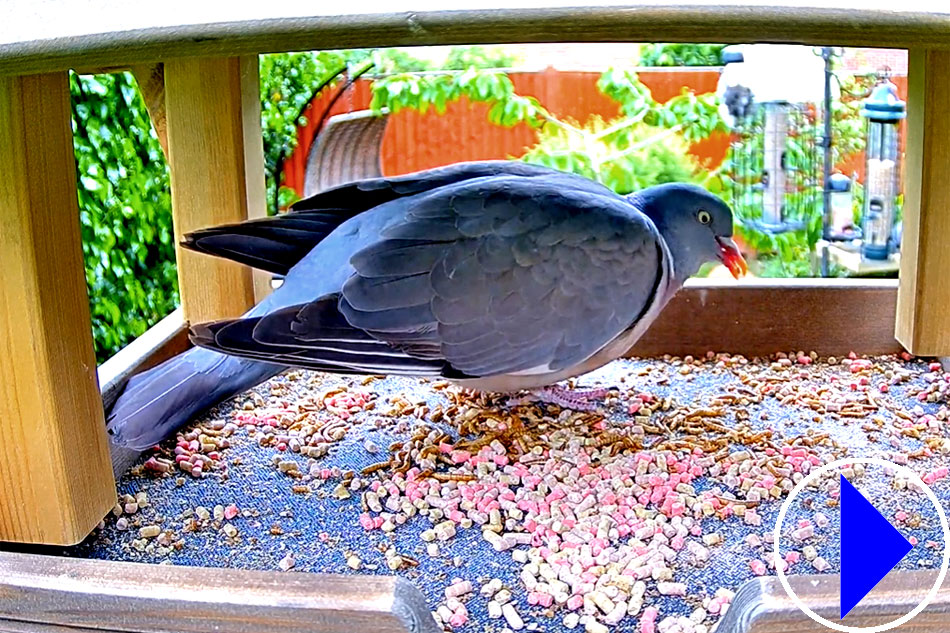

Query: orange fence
[[281, 69, 732, 195], [282, 69, 907, 197]]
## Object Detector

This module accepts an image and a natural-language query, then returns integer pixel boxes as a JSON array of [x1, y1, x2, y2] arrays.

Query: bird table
[[2, 1, 950, 631]]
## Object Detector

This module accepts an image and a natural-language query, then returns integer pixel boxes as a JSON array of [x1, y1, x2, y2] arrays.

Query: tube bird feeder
[[860, 80, 905, 261]]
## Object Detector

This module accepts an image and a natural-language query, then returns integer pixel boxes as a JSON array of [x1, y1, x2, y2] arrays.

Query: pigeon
[[106, 161, 746, 450]]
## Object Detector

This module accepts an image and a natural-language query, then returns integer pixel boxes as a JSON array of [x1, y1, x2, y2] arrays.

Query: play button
[[773, 457, 950, 632], [839, 474, 914, 619]]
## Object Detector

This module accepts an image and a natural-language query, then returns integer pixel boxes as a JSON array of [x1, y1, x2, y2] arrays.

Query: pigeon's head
[[629, 182, 747, 281]]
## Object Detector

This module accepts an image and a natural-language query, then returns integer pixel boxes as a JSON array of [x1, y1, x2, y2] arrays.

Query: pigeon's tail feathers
[[182, 161, 577, 275], [190, 297, 450, 377], [181, 211, 358, 275], [105, 346, 282, 451]]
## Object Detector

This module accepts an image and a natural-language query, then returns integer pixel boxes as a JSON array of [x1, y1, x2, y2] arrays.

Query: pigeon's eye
[[697, 210, 712, 225]]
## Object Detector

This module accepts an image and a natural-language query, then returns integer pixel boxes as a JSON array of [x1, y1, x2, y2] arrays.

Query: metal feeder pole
[[820, 46, 834, 277]]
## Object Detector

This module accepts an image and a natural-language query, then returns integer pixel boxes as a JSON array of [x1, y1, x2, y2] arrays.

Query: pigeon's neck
[[654, 223, 707, 285], [628, 191, 705, 285], [639, 218, 702, 289], [658, 243, 685, 300]]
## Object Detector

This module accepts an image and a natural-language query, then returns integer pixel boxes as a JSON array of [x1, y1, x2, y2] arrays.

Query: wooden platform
[[3, 1, 950, 630], [816, 239, 902, 276]]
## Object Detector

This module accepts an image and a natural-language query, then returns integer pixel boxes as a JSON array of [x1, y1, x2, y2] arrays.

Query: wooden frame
[[631, 278, 901, 358], [164, 55, 267, 324], [896, 49, 950, 356], [0, 2, 948, 629], [0, 552, 437, 633], [0, 70, 115, 545], [717, 569, 950, 632], [2, 2, 950, 76]]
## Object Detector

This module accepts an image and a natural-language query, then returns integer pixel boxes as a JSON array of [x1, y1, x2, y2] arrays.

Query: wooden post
[[238, 58, 274, 304], [0, 72, 115, 545], [130, 63, 168, 157], [164, 56, 269, 325], [896, 49, 950, 356]]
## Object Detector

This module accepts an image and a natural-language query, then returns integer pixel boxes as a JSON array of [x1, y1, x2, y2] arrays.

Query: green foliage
[[259, 51, 360, 214], [70, 72, 178, 362], [522, 69, 726, 193], [639, 44, 725, 67], [834, 74, 872, 163], [370, 68, 548, 127], [522, 116, 702, 194], [660, 89, 729, 143], [596, 69, 727, 143], [597, 68, 655, 118], [369, 49, 432, 73], [259, 46, 509, 214], [443, 46, 517, 70]]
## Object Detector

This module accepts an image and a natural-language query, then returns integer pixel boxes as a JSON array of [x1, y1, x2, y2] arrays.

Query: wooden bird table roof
[[1, 1, 950, 75]]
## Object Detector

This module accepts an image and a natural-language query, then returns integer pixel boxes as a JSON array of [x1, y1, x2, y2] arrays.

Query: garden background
[[70, 44, 907, 362]]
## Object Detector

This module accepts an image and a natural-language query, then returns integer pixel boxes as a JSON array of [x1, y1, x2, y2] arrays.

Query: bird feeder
[[828, 172, 855, 236], [726, 100, 821, 234], [719, 45, 827, 236], [860, 80, 905, 260], [761, 102, 789, 228]]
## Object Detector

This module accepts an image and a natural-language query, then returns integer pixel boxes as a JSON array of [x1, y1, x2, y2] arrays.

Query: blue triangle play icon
[[840, 474, 913, 619]]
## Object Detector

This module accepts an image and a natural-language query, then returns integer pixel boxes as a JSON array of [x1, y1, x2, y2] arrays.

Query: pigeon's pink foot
[[508, 385, 611, 411]]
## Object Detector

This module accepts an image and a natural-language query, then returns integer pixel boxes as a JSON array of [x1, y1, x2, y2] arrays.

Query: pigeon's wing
[[340, 175, 666, 376], [190, 297, 449, 376], [182, 211, 359, 275], [289, 160, 611, 213], [183, 161, 610, 275], [190, 174, 665, 378]]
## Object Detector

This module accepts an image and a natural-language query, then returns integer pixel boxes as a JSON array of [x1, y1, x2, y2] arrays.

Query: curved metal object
[[303, 110, 388, 197]]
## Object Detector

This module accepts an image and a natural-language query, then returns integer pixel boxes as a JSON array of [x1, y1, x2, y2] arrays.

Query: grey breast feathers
[[191, 169, 665, 380]]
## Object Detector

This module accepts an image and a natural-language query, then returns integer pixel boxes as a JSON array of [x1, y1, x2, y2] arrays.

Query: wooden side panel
[[130, 63, 167, 157], [632, 279, 902, 358], [896, 49, 950, 356], [0, 551, 439, 633], [164, 56, 263, 324], [0, 72, 115, 545], [718, 569, 950, 632], [238, 56, 273, 303], [98, 308, 189, 413], [96, 309, 189, 478]]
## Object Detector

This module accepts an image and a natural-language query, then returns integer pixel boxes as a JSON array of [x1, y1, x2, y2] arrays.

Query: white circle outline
[[772, 457, 950, 632]]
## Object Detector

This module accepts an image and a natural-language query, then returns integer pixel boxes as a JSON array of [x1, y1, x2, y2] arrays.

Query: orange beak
[[716, 236, 748, 279]]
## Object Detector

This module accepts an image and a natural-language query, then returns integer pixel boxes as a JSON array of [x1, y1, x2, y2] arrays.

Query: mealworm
[[361, 461, 390, 475], [432, 472, 477, 482]]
